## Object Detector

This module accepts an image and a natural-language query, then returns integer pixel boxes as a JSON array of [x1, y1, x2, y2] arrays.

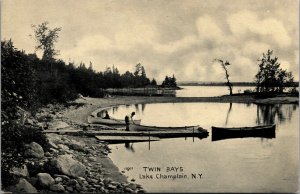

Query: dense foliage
[[161, 75, 177, 88], [1, 40, 49, 187], [255, 50, 295, 94]]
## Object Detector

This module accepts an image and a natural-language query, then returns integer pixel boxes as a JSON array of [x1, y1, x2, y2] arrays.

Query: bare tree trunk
[[222, 63, 233, 95], [214, 59, 233, 96]]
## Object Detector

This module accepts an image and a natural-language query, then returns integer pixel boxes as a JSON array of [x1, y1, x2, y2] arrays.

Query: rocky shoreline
[[6, 103, 144, 193]]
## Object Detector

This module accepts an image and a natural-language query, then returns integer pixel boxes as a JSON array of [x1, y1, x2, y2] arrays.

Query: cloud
[[2, 0, 298, 82], [62, 34, 112, 63], [153, 35, 198, 53], [242, 41, 271, 59], [114, 22, 156, 50], [196, 15, 223, 42], [280, 60, 291, 71], [231, 56, 257, 81], [227, 10, 291, 47]]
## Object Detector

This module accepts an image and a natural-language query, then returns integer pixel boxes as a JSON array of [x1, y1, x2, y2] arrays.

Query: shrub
[[288, 87, 299, 95], [255, 50, 294, 94], [244, 89, 253, 94], [1, 121, 49, 187]]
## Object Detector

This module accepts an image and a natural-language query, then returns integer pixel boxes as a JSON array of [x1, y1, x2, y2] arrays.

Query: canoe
[[211, 124, 276, 141], [88, 117, 141, 125], [130, 122, 200, 131]]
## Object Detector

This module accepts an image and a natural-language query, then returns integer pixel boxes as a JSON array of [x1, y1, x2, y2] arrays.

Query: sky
[[1, 0, 299, 82]]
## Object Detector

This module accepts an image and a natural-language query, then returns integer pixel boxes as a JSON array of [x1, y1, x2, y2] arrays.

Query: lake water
[[106, 102, 299, 193], [176, 85, 255, 97]]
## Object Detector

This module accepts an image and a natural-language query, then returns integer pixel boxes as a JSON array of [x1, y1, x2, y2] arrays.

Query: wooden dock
[[95, 135, 160, 142], [85, 129, 208, 138], [44, 128, 208, 138]]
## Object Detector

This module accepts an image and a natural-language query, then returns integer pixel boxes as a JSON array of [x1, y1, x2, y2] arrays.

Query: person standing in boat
[[103, 111, 110, 119], [125, 112, 135, 131]]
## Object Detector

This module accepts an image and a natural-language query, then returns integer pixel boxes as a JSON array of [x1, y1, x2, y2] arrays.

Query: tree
[[214, 59, 233, 95], [255, 50, 294, 93], [30, 22, 61, 60], [134, 63, 142, 76], [133, 63, 150, 87], [150, 78, 157, 85], [161, 75, 177, 88], [88, 61, 94, 72]]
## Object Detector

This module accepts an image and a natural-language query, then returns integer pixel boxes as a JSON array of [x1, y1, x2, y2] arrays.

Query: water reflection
[[131, 104, 147, 114], [113, 106, 119, 112], [124, 142, 135, 152], [124, 140, 151, 151], [225, 103, 232, 125], [134, 104, 139, 113], [142, 104, 146, 112], [256, 104, 297, 125]]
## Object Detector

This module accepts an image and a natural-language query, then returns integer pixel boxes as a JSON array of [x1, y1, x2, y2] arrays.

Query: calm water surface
[[176, 86, 255, 97], [106, 102, 298, 193], [103, 103, 299, 192]]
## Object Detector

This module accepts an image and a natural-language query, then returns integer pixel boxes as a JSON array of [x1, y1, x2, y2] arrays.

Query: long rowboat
[[130, 122, 200, 131], [88, 117, 141, 125], [211, 124, 276, 141]]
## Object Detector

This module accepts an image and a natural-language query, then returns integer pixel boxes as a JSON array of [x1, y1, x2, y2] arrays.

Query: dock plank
[[95, 135, 160, 142], [86, 128, 208, 138], [43, 128, 209, 139], [43, 129, 82, 134]]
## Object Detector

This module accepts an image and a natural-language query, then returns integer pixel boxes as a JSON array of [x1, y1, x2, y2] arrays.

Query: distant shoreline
[[178, 82, 299, 87]]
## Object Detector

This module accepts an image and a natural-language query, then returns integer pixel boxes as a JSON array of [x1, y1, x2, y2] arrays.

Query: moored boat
[[130, 122, 200, 131], [211, 124, 276, 141], [88, 116, 141, 125]]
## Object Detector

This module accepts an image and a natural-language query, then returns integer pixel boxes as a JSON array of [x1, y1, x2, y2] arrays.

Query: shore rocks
[[4, 101, 146, 193], [48, 120, 70, 130], [11, 164, 29, 177], [50, 183, 65, 192], [24, 142, 44, 159], [25, 118, 35, 125], [46, 133, 64, 144], [54, 177, 63, 183], [69, 143, 86, 152], [51, 154, 86, 178], [6, 133, 145, 193], [37, 173, 55, 188], [53, 174, 70, 180], [57, 144, 69, 150], [9, 178, 38, 193]]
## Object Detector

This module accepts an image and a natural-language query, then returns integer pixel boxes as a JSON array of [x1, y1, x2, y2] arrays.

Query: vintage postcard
[[1, 0, 298, 193]]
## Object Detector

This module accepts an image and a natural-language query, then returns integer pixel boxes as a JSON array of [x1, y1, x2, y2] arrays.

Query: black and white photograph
[[1, 0, 299, 193]]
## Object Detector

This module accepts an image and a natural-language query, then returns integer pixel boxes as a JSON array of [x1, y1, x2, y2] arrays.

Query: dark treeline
[[2, 40, 156, 107]]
